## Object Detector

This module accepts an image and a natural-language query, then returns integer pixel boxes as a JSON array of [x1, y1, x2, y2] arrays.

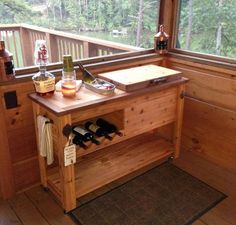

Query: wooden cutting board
[[98, 65, 182, 92]]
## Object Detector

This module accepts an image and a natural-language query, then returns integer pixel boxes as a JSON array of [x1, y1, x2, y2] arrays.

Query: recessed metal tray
[[84, 78, 116, 95]]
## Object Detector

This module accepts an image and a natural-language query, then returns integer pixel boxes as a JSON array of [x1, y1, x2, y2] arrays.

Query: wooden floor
[[1, 150, 236, 225]]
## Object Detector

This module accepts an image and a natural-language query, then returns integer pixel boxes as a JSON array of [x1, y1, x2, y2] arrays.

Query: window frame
[[4, 0, 236, 79], [165, 0, 236, 70]]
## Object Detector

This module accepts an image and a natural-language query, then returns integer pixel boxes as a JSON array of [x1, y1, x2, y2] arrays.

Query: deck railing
[[0, 24, 142, 68]]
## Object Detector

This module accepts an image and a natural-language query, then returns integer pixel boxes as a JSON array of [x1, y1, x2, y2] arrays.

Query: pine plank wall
[[0, 55, 236, 199], [166, 56, 236, 174]]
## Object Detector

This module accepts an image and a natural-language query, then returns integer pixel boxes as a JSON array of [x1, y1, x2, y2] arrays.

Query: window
[[176, 0, 236, 58], [0, 0, 160, 68]]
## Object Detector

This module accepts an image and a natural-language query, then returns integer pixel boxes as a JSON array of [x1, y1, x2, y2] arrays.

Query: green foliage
[[0, 0, 160, 48], [178, 0, 236, 58], [0, 0, 36, 23]]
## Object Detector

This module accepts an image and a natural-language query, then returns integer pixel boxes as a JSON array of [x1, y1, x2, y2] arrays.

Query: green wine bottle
[[78, 62, 96, 83]]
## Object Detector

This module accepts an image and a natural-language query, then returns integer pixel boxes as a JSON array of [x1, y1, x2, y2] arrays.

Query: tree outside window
[[176, 0, 236, 58], [0, 0, 160, 49]]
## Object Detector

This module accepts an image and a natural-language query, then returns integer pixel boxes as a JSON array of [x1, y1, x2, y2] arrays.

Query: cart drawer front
[[124, 89, 177, 135]]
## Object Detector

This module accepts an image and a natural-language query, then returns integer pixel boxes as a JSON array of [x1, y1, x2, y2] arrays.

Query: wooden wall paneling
[[13, 157, 40, 193], [0, 81, 40, 195], [0, 89, 15, 199], [176, 150, 236, 200], [182, 97, 236, 173], [8, 125, 37, 163], [2, 82, 35, 131], [166, 58, 236, 175], [169, 64, 236, 112]]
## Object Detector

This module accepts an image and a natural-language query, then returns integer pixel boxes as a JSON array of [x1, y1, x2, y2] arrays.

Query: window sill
[[1, 49, 164, 86], [168, 49, 236, 72]]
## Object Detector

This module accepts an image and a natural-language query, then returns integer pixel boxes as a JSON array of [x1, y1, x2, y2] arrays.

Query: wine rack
[[29, 75, 187, 212], [71, 110, 124, 157]]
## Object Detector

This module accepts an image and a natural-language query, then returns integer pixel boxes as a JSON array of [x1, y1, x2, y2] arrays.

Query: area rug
[[70, 162, 226, 225]]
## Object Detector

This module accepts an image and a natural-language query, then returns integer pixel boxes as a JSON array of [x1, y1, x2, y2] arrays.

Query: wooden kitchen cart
[[29, 73, 187, 212]]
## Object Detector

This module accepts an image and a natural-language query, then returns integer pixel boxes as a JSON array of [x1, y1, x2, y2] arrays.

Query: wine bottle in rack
[[72, 126, 100, 145], [72, 135, 88, 149], [77, 62, 96, 83], [85, 121, 113, 141], [96, 118, 123, 136]]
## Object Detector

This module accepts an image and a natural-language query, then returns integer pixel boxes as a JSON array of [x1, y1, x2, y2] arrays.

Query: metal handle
[[150, 77, 167, 85]]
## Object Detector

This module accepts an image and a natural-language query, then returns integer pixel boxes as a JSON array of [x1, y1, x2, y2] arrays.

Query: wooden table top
[[29, 78, 188, 116]]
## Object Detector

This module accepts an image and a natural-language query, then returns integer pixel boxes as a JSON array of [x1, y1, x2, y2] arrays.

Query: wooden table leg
[[56, 115, 76, 212], [32, 102, 48, 188], [173, 83, 186, 158]]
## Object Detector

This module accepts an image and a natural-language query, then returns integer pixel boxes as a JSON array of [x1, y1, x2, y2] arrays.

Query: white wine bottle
[[73, 126, 100, 145], [85, 121, 112, 141]]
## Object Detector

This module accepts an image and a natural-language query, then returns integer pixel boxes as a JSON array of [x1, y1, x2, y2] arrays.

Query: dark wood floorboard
[[25, 186, 75, 225], [0, 198, 23, 225], [8, 193, 49, 225]]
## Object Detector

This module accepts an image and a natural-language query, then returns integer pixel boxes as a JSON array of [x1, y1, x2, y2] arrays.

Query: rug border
[[185, 194, 227, 225], [173, 164, 228, 225], [69, 162, 228, 225]]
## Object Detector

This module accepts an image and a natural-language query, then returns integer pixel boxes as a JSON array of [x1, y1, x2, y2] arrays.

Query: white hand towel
[[37, 115, 54, 165]]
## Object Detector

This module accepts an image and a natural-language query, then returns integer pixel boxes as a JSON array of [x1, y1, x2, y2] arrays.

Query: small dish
[[84, 78, 116, 95]]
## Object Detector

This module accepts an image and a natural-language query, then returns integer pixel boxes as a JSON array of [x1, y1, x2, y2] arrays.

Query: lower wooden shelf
[[47, 132, 174, 201]]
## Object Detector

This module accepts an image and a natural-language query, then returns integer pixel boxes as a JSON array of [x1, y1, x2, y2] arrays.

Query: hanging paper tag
[[64, 144, 76, 166]]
